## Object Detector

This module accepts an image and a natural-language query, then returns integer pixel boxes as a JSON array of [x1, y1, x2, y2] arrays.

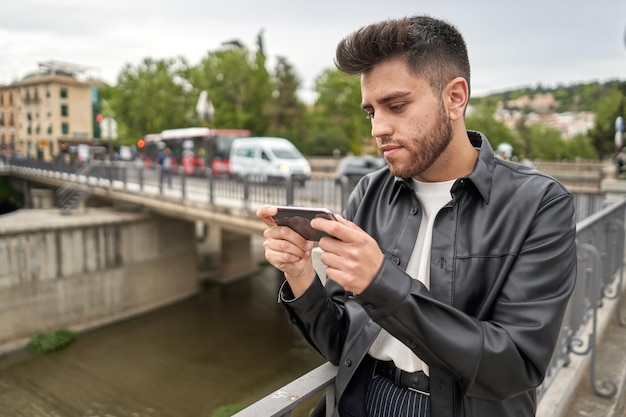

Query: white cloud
[[1, 0, 625, 97]]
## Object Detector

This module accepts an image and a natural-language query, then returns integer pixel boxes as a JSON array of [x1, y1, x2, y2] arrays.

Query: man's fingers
[[311, 215, 363, 240], [256, 205, 279, 225]]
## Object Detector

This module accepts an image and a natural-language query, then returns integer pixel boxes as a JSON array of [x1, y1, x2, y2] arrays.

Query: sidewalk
[[541, 286, 626, 417]]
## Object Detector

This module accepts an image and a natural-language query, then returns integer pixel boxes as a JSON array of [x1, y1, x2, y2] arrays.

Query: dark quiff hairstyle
[[335, 15, 471, 97]]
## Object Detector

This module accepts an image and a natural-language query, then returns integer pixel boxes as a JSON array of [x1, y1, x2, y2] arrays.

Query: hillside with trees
[[467, 80, 625, 160]]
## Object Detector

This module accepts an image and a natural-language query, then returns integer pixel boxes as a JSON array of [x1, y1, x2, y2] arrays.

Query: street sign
[[100, 117, 118, 140]]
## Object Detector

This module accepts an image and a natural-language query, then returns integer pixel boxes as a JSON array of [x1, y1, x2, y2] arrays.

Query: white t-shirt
[[368, 178, 454, 375]]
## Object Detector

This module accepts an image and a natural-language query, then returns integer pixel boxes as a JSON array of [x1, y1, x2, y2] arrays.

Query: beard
[[383, 102, 453, 179]]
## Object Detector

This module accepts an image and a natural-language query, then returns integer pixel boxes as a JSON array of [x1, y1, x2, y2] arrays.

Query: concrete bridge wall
[[0, 208, 199, 354]]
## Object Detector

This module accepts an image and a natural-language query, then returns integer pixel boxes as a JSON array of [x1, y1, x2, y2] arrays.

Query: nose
[[370, 114, 392, 139]]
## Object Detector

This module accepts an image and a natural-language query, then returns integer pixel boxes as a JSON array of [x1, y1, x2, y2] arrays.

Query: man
[[257, 15, 576, 417], [158, 147, 173, 189]]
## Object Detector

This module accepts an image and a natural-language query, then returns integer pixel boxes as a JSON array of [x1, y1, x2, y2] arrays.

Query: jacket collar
[[389, 130, 495, 204]]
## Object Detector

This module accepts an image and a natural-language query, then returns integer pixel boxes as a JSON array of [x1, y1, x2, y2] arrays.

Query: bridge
[[1, 158, 626, 417]]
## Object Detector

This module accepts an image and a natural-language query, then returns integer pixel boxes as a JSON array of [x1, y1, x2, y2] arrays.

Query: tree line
[[100, 31, 625, 160]]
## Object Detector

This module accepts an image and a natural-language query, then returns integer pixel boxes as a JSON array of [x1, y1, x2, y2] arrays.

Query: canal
[[0, 265, 325, 417]]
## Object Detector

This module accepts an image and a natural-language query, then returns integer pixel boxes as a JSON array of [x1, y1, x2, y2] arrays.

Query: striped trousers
[[366, 373, 431, 417]]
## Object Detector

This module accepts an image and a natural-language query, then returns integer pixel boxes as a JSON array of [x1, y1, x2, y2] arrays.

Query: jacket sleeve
[[278, 276, 352, 365], [276, 183, 371, 365], [355, 189, 577, 401]]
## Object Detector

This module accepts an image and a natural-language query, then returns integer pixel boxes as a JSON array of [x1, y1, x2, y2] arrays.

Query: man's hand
[[311, 216, 385, 295], [256, 205, 316, 297]]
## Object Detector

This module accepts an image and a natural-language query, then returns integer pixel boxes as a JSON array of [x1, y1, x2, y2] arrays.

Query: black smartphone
[[272, 206, 337, 241]]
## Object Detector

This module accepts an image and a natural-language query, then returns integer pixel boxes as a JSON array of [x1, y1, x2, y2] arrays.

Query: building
[[0, 61, 100, 161], [0, 86, 18, 157]]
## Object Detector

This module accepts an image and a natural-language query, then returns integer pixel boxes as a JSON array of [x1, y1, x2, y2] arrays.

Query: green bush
[[27, 329, 76, 354], [210, 404, 245, 417]]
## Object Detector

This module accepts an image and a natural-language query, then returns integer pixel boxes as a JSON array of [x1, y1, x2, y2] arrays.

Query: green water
[[0, 266, 325, 417]]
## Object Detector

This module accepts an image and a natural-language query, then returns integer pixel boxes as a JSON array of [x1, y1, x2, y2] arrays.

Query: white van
[[229, 137, 311, 185]]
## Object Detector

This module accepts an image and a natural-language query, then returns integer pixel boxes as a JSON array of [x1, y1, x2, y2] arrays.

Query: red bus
[[141, 127, 251, 176]]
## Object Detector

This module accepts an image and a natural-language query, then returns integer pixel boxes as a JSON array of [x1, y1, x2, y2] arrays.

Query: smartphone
[[272, 206, 337, 241]]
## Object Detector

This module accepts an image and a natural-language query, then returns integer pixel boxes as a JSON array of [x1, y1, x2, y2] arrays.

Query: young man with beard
[[256, 15, 577, 417]]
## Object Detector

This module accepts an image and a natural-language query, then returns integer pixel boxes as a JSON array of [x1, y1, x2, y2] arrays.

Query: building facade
[[1, 61, 100, 161], [0, 86, 18, 157]]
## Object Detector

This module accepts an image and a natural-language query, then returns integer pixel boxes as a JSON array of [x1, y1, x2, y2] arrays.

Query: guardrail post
[[286, 176, 294, 206], [243, 175, 250, 212], [339, 175, 350, 212], [159, 168, 164, 194], [180, 167, 186, 199], [138, 166, 144, 192], [206, 168, 214, 204], [107, 161, 113, 186], [122, 165, 127, 189]]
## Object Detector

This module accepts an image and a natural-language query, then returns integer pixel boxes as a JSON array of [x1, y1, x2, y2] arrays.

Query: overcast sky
[[1, 0, 625, 101]]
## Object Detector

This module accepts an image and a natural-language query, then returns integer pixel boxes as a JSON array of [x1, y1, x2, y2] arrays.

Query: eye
[[365, 111, 375, 120], [390, 103, 406, 113]]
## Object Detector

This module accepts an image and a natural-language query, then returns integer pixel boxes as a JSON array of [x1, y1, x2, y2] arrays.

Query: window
[[61, 122, 69, 135], [235, 147, 256, 158], [60, 87, 68, 98], [47, 123, 53, 135], [61, 104, 69, 117]]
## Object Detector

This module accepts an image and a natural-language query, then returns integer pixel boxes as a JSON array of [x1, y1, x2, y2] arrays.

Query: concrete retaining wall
[[0, 208, 198, 354]]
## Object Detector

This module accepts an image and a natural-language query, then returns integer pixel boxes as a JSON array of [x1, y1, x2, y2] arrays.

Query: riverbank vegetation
[[27, 329, 76, 354]]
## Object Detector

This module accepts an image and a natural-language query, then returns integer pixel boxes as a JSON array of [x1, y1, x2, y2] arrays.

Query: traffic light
[[96, 114, 103, 123], [137, 139, 145, 148]]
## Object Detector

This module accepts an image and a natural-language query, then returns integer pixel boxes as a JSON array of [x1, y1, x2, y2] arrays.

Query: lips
[[380, 144, 401, 158]]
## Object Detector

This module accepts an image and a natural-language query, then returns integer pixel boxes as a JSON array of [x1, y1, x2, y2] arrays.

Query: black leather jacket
[[280, 131, 577, 417]]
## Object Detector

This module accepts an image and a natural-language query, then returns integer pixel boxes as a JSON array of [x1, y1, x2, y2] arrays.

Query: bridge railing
[[4, 158, 608, 220], [6, 158, 350, 214]]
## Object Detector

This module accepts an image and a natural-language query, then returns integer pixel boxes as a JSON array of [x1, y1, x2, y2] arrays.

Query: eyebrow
[[361, 91, 412, 110]]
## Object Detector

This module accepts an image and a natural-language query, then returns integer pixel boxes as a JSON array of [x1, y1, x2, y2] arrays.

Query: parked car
[[335, 155, 386, 184], [230, 137, 311, 185]]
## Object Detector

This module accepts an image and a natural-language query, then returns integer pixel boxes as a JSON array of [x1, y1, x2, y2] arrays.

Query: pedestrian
[[158, 147, 173, 189], [496, 142, 514, 160], [256, 15, 577, 417]]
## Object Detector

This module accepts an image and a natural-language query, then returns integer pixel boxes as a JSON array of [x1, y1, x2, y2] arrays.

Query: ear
[[443, 77, 469, 121]]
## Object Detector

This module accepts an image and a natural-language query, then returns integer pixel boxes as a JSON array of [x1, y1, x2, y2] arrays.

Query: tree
[[188, 32, 273, 134], [566, 134, 598, 160], [526, 124, 568, 160], [465, 103, 523, 157], [588, 82, 626, 158], [266, 56, 308, 148], [309, 69, 371, 155], [108, 57, 194, 144]]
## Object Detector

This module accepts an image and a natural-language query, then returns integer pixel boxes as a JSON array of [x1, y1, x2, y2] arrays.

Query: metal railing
[[5, 158, 356, 215]]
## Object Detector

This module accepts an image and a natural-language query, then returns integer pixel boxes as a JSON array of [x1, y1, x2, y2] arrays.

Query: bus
[[141, 127, 251, 176]]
